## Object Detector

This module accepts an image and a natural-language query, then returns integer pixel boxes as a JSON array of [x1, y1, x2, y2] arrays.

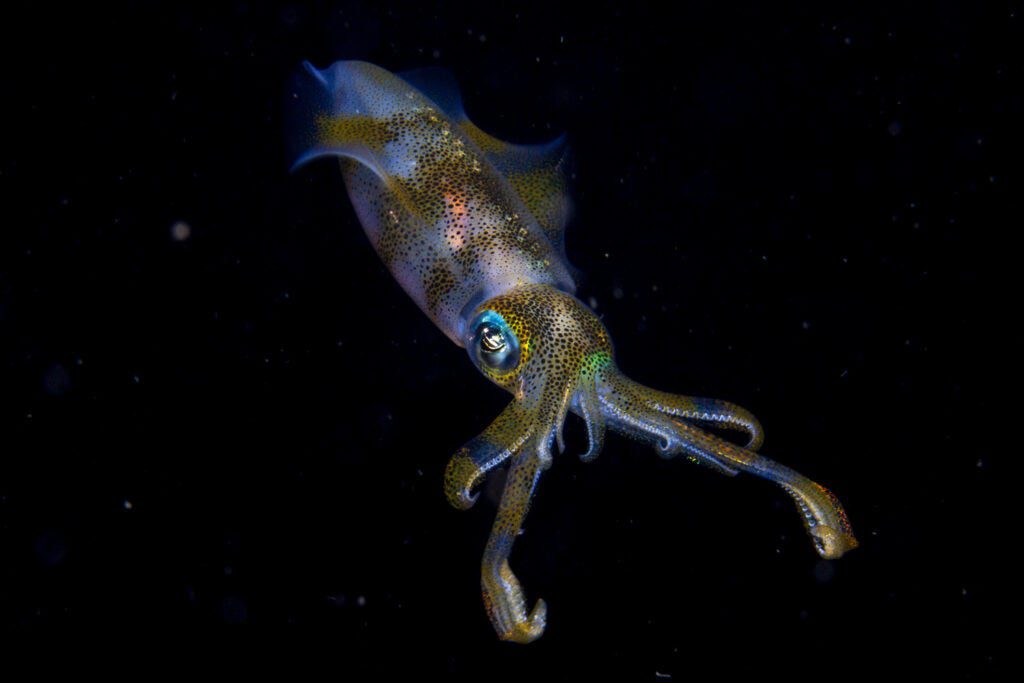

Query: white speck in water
[[356, 595, 366, 607], [123, 500, 133, 510], [171, 221, 191, 241], [612, 287, 624, 300]]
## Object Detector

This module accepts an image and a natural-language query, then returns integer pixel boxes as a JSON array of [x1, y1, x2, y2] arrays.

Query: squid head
[[445, 284, 857, 642]]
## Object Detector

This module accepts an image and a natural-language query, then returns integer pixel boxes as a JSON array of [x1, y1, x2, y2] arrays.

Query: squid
[[288, 60, 858, 643]]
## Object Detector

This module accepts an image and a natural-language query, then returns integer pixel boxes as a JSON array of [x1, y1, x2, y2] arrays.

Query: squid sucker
[[288, 60, 858, 643]]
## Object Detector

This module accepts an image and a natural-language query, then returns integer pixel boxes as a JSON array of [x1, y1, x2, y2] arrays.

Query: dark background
[[1, 1, 1009, 677]]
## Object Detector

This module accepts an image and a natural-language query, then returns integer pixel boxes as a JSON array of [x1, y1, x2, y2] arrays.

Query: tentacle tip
[[578, 436, 605, 462], [811, 526, 860, 559], [499, 599, 547, 644], [444, 450, 485, 510], [448, 488, 479, 511]]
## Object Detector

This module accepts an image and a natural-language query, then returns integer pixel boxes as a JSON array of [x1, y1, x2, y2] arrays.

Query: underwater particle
[[356, 595, 367, 607], [888, 121, 902, 136], [34, 530, 68, 567], [123, 499, 133, 510], [813, 559, 836, 583], [221, 596, 248, 624], [43, 363, 71, 396], [171, 221, 192, 241]]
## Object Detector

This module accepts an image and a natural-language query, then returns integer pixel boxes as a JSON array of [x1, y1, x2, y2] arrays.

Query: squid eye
[[468, 311, 521, 373]]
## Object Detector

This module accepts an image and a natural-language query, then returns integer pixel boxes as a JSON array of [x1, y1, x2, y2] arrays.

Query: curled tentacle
[[444, 403, 534, 510], [450, 379, 575, 642], [574, 367, 606, 463], [597, 365, 858, 559], [475, 393, 569, 642], [602, 370, 764, 450], [482, 445, 548, 643]]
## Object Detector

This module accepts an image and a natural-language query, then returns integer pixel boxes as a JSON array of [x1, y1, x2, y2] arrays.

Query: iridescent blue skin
[[289, 60, 858, 643]]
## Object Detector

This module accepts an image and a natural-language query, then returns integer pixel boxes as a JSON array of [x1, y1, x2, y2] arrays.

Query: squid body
[[289, 60, 858, 643]]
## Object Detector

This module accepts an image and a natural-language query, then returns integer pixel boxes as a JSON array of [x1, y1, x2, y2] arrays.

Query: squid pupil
[[481, 326, 506, 353]]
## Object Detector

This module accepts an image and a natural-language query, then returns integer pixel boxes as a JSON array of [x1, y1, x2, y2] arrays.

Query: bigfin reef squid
[[288, 60, 858, 643]]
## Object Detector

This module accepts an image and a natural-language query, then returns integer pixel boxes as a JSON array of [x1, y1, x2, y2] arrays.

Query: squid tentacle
[[596, 365, 858, 559], [602, 370, 764, 451], [444, 402, 534, 510], [450, 376, 575, 642], [481, 445, 547, 643], [573, 367, 606, 463]]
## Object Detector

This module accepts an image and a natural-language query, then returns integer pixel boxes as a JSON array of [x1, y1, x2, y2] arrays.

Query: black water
[[2, 1, 1007, 677]]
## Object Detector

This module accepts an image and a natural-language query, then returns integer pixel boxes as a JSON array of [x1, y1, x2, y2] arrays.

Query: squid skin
[[289, 60, 858, 644]]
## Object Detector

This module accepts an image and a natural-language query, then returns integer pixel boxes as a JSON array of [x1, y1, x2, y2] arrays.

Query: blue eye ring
[[468, 310, 521, 374]]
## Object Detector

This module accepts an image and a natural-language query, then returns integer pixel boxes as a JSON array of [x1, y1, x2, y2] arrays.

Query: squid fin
[[286, 60, 397, 181]]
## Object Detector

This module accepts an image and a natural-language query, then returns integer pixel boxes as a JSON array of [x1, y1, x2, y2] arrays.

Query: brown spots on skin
[[316, 113, 395, 151], [507, 165, 570, 252], [321, 81, 571, 337], [473, 284, 612, 396], [425, 261, 458, 315]]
